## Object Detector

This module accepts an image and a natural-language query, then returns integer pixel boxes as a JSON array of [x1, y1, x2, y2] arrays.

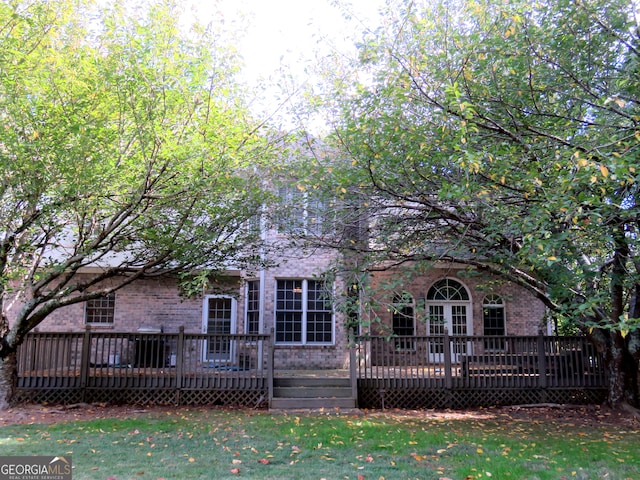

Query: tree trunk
[[602, 332, 640, 409], [590, 329, 639, 409], [0, 351, 17, 410]]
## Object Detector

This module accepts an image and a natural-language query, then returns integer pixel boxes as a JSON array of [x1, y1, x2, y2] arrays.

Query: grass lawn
[[0, 405, 639, 480]]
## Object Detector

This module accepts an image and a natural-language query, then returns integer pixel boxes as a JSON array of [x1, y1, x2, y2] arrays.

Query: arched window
[[391, 293, 415, 350], [427, 279, 470, 301], [426, 279, 472, 360], [483, 294, 506, 351]]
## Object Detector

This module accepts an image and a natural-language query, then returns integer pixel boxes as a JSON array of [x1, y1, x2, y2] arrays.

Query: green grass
[[1, 407, 639, 479]]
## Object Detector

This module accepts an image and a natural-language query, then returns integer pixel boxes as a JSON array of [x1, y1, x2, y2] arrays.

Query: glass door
[[428, 304, 471, 362], [426, 279, 473, 362], [203, 296, 236, 363]]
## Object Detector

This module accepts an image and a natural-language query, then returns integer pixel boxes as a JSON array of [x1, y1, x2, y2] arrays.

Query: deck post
[[175, 326, 185, 404], [79, 326, 92, 402], [537, 331, 547, 389], [267, 328, 274, 408], [443, 328, 453, 390], [349, 343, 358, 406]]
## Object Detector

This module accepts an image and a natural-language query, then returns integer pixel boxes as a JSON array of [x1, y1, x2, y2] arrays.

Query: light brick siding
[[9, 275, 242, 334], [260, 247, 351, 370], [6, 256, 545, 370], [368, 266, 547, 336]]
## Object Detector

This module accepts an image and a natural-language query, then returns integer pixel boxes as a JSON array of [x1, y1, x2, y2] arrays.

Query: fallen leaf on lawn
[[258, 459, 270, 465], [366, 454, 374, 463], [232, 459, 242, 465], [229, 468, 240, 475]]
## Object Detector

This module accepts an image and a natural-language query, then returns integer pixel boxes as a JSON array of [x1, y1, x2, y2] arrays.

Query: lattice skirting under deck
[[14, 385, 606, 410], [357, 385, 608, 409], [13, 388, 269, 408]]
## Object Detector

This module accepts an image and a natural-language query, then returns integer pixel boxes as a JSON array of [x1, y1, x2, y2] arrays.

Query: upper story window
[[85, 293, 115, 325], [275, 279, 333, 345], [276, 186, 332, 236]]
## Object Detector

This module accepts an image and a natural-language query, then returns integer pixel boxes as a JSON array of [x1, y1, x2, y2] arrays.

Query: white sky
[[178, 0, 384, 131], [185, 0, 383, 119]]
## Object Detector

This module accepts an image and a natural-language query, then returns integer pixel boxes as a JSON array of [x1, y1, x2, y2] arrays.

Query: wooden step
[[273, 386, 352, 398], [270, 376, 356, 410], [270, 396, 356, 410], [274, 377, 351, 388]]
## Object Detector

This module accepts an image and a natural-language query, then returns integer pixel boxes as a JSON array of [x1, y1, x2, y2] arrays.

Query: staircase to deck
[[270, 375, 356, 410]]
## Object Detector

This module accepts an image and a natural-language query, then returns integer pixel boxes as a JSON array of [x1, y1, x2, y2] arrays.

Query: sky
[[184, 0, 384, 118]]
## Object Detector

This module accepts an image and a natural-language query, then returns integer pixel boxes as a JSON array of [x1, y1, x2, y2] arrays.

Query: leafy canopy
[[305, 0, 640, 334], [0, 0, 274, 337]]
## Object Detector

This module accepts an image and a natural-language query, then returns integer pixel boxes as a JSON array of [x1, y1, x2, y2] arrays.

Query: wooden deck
[[14, 330, 608, 409]]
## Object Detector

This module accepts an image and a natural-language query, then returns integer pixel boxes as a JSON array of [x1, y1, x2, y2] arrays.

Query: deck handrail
[[18, 329, 271, 387], [15, 330, 607, 408], [355, 333, 607, 389]]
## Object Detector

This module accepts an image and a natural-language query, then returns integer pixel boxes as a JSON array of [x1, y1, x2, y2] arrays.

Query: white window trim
[[244, 279, 263, 335], [274, 278, 335, 346], [277, 187, 331, 236], [84, 293, 116, 326], [202, 295, 237, 363], [425, 279, 474, 335], [201, 294, 237, 333]]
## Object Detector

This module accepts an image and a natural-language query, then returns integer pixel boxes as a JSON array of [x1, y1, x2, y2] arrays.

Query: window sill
[[85, 324, 115, 330]]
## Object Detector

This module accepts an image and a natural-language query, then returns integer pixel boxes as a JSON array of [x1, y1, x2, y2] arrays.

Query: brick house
[[12, 227, 548, 373], [6, 178, 548, 371]]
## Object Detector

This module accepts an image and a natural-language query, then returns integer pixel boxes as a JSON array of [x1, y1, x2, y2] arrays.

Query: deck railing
[[15, 329, 608, 408], [16, 327, 272, 405], [355, 333, 607, 389]]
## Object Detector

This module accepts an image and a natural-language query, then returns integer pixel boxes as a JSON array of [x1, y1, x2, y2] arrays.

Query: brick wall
[[259, 245, 351, 370], [7, 275, 240, 334], [5, 256, 545, 370], [367, 264, 547, 336]]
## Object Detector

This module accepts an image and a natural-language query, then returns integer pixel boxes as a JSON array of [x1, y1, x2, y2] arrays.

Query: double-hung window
[[483, 294, 506, 351], [275, 279, 333, 344], [391, 293, 415, 350], [85, 293, 115, 325]]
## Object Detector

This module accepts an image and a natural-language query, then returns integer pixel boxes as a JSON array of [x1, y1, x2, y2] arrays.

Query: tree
[[302, 0, 639, 409], [0, 0, 274, 409]]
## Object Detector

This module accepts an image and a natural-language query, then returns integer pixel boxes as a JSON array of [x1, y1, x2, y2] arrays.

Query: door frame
[[202, 295, 237, 363], [426, 278, 474, 362]]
